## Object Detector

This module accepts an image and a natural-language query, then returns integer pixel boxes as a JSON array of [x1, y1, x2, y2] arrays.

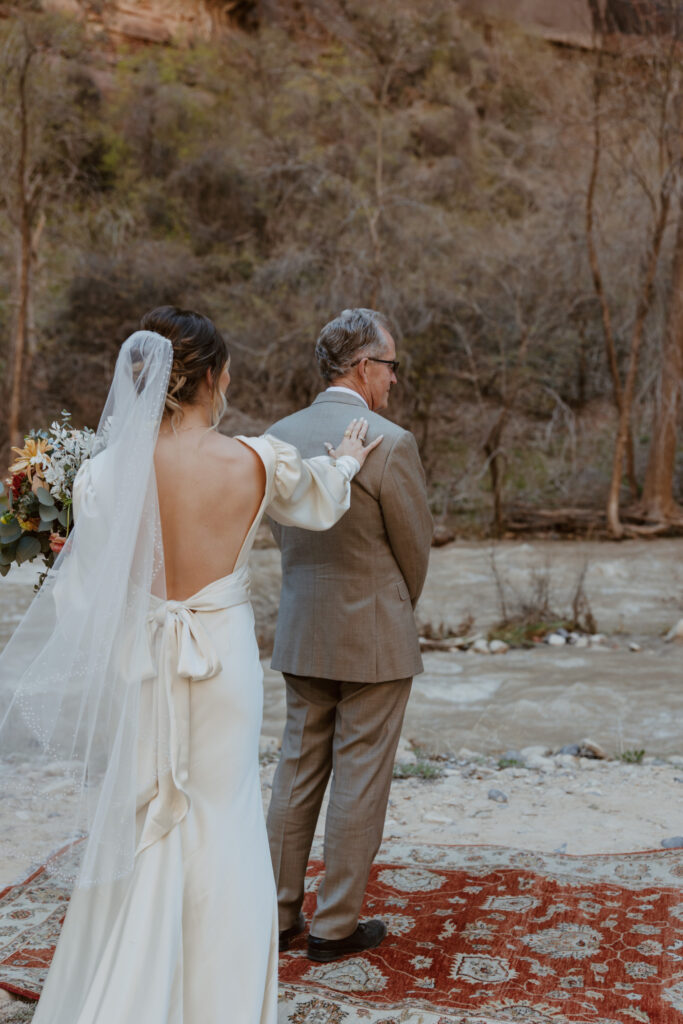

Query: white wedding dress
[[31, 433, 359, 1024]]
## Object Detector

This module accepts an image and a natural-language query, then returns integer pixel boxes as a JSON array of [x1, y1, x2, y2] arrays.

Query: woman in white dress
[[0, 306, 381, 1023]]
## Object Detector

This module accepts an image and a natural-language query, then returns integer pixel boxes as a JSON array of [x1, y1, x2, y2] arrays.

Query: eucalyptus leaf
[[0, 542, 18, 566], [37, 506, 58, 523], [16, 534, 42, 565], [57, 508, 70, 529], [39, 518, 56, 533], [35, 486, 55, 507], [0, 520, 22, 544]]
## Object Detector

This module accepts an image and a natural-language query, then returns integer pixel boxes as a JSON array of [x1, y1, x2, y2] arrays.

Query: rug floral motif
[[277, 841, 683, 1024], [1, 841, 682, 1023]]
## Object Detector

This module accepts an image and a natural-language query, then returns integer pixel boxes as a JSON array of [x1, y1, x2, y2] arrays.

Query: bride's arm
[[264, 435, 358, 530], [263, 421, 381, 530]]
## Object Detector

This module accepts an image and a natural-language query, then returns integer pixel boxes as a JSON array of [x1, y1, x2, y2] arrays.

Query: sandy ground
[[257, 744, 683, 858], [2, 539, 683, 892]]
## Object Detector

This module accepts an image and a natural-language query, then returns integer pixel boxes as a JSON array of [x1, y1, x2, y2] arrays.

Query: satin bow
[[135, 569, 250, 856]]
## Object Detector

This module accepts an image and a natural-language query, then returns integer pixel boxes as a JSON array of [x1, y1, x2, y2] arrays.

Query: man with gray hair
[[266, 308, 433, 962]]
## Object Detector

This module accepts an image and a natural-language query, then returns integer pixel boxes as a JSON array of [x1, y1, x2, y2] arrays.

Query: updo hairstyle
[[315, 308, 390, 384], [140, 305, 229, 427]]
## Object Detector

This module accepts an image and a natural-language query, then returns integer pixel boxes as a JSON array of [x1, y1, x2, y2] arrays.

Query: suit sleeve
[[378, 431, 433, 606]]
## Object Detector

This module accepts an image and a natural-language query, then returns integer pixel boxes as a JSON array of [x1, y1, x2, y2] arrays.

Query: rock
[[489, 639, 509, 654], [432, 524, 456, 547], [661, 836, 683, 849], [573, 635, 589, 648], [502, 749, 523, 762], [525, 753, 552, 771], [457, 747, 482, 761], [664, 618, 683, 642], [472, 638, 490, 654], [521, 745, 552, 759], [463, 765, 494, 779], [590, 633, 606, 645], [578, 738, 607, 760], [546, 633, 566, 646], [488, 788, 508, 803], [424, 813, 451, 824], [557, 743, 581, 756], [555, 627, 570, 639], [628, 641, 642, 652]]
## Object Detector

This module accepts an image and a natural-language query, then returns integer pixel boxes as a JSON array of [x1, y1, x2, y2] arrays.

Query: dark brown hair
[[140, 305, 229, 424]]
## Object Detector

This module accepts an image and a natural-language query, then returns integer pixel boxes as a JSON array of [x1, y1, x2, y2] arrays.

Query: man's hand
[[325, 418, 383, 469]]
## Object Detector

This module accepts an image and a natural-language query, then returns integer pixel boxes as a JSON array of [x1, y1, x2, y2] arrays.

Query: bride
[[0, 306, 381, 1023]]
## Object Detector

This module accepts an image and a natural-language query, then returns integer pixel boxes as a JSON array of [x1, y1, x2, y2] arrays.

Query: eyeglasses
[[351, 356, 400, 373]]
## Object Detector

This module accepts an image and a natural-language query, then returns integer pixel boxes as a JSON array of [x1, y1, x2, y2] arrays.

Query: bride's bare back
[[154, 428, 266, 600]]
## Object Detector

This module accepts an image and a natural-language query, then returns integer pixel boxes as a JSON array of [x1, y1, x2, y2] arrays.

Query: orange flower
[[9, 438, 51, 483], [49, 533, 66, 554]]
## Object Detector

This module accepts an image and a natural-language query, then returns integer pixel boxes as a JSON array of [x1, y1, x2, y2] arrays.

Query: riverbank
[[259, 744, 683, 856]]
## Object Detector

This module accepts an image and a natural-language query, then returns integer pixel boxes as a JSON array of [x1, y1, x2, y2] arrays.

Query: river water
[[2, 539, 683, 757]]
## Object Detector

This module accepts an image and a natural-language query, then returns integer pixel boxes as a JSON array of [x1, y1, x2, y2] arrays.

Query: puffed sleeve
[[264, 434, 360, 530]]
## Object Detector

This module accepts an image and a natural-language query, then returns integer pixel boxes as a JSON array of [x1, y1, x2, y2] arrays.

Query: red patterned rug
[[1, 841, 682, 1023], [279, 841, 683, 1024]]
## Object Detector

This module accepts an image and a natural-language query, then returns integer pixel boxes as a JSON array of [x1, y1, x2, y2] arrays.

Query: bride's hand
[[324, 418, 383, 468]]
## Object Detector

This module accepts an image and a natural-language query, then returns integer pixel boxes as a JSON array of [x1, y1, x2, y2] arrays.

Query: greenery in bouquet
[[0, 413, 95, 581]]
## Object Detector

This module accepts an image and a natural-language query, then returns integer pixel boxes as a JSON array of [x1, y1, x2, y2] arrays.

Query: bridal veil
[[0, 331, 172, 889]]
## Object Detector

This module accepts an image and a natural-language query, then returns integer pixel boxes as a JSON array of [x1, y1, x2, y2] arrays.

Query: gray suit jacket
[[268, 391, 433, 683]]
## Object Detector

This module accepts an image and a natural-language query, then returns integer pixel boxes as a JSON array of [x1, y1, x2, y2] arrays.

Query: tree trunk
[[484, 408, 508, 537], [9, 214, 31, 450], [585, 51, 638, 496], [640, 195, 683, 520], [8, 49, 33, 451], [607, 184, 672, 536]]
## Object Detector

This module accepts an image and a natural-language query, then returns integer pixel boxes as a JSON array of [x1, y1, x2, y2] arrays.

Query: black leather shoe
[[307, 919, 387, 962], [279, 911, 306, 952]]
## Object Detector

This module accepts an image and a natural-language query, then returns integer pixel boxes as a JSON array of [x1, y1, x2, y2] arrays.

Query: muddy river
[[2, 538, 682, 757]]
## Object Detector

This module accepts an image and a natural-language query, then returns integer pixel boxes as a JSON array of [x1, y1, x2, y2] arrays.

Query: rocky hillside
[[38, 0, 675, 47], [41, 0, 258, 43]]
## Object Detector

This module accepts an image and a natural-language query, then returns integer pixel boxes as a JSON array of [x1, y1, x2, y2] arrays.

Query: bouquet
[[1, 412, 95, 580]]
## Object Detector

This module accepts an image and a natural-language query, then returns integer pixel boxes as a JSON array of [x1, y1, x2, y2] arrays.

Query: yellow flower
[[9, 438, 51, 483], [16, 517, 39, 532]]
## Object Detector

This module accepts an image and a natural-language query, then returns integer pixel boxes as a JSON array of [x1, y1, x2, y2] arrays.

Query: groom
[[267, 308, 432, 962]]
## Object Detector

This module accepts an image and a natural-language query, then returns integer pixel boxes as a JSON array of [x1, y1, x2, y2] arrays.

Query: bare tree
[[584, 5, 682, 536], [0, 10, 87, 452], [640, 181, 683, 521]]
